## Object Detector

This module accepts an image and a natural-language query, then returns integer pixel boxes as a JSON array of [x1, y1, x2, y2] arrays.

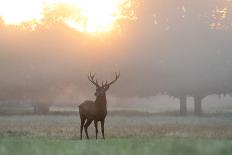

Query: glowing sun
[[0, 0, 136, 33]]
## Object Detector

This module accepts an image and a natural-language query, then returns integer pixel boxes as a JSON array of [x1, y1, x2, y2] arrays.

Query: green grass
[[1, 115, 232, 155], [0, 137, 232, 155]]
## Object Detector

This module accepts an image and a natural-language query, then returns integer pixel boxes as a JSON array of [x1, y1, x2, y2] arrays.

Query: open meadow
[[0, 113, 232, 155]]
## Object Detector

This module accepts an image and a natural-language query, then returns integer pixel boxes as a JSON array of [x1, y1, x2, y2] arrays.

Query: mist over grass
[[0, 109, 232, 154], [0, 115, 232, 139]]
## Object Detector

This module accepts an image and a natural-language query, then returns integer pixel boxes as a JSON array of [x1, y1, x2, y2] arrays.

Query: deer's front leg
[[94, 120, 98, 139], [100, 119, 105, 139]]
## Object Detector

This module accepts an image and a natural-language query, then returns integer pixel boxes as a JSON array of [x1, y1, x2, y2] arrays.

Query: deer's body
[[79, 73, 119, 140], [79, 98, 107, 121]]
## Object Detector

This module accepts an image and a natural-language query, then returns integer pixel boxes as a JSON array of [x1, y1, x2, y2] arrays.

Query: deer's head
[[88, 73, 120, 97]]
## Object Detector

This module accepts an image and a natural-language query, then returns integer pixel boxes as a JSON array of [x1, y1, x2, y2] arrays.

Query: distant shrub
[[34, 102, 52, 114]]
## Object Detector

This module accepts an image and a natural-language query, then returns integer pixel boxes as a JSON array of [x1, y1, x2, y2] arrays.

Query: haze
[[0, 0, 232, 113]]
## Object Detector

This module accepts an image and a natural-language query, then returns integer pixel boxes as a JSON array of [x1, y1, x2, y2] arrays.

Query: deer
[[79, 72, 120, 140]]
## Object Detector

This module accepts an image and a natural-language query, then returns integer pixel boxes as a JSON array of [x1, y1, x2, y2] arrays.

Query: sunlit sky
[[0, 0, 231, 34], [0, 0, 232, 99], [0, 0, 136, 33]]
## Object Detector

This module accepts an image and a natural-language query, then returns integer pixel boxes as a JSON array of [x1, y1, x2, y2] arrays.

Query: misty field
[[1, 114, 232, 138], [0, 114, 232, 155]]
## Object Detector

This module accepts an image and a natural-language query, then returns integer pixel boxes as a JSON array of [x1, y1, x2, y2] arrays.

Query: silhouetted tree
[[179, 95, 187, 115]]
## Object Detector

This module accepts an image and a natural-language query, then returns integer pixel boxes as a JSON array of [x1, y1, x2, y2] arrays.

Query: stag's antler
[[88, 73, 100, 88], [106, 72, 120, 87]]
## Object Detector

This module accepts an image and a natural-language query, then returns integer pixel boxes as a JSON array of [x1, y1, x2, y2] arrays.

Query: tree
[[179, 95, 187, 115]]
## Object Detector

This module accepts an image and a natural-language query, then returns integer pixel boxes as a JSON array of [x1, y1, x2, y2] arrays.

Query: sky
[[0, 0, 232, 104]]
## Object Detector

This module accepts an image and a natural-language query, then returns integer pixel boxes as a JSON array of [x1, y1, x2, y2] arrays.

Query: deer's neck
[[95, 95, 107, 106]]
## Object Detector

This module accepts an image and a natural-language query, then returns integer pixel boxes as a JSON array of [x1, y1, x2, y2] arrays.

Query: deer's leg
[[84, 119, 93, 139], [80, 114, 86, 140], [94, 120, 98, 139], [100, 119, 105, 139]]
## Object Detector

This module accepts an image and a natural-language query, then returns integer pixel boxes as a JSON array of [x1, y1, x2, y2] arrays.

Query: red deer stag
[[79, 73, 120, 140]]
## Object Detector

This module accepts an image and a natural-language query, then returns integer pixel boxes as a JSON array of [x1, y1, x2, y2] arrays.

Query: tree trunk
[[194, 96, 202, 115], [34, 104, 38, 114], [179, 96, 187, 115]]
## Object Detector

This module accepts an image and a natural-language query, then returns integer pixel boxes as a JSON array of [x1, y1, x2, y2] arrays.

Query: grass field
[[0, 137, 232, 155], [0, 114, 232, 155], [1, 114, 232, 138]]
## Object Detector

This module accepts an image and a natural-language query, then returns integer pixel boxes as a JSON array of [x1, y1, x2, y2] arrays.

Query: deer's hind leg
[[84, 119, 93, 139], [80, 113, 86, 140]]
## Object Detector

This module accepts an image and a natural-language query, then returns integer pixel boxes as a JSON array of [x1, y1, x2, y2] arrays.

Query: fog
[[0, 0, 232, 112]]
